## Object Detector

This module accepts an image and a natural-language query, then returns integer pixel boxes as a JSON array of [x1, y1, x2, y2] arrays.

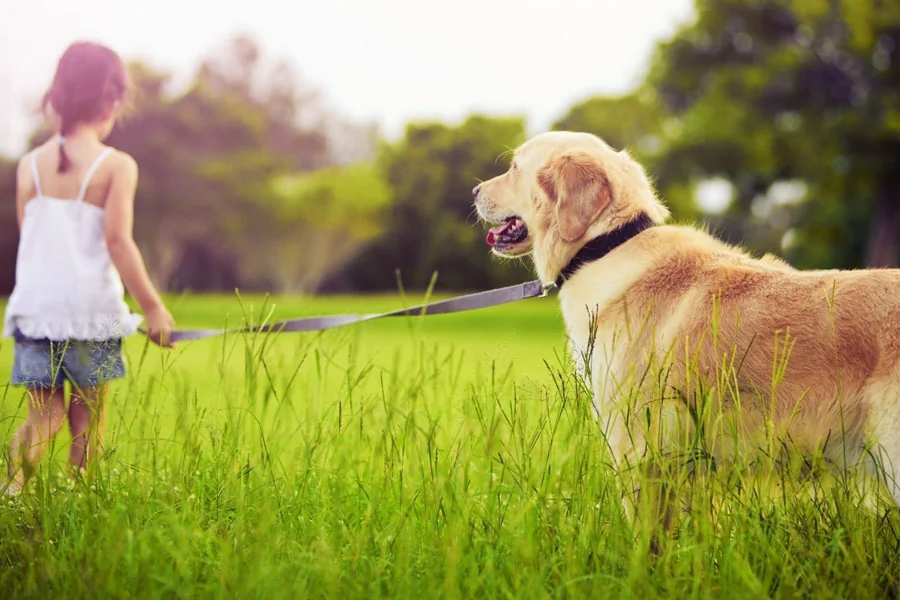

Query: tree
[[553, 90, 666, 156], [0, 158, 17, 294], [552, 90, 704, 220], [648, 0, 900, 268], [197, 34, 376, 170], [342, 115, 532, 292], [105, 62, 283, 291], [246, 163, 392, 293]]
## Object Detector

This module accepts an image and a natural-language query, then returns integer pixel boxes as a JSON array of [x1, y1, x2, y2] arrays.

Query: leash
[[143, 214, 656, 343], [146, 280, 553, 342]]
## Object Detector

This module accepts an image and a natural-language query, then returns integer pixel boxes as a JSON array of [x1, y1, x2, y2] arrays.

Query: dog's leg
[[603, 401, 680, 555], [866, 438, 900, 509], [863, 381, 900, 510], [618, 458, 678, 555], [641, 463, 677, 555]]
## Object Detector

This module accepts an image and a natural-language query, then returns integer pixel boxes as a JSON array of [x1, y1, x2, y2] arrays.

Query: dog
[[473, 130, 900, 523]]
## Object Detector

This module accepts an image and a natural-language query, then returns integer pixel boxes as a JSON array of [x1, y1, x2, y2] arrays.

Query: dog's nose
[[472, 184, 481, 198]]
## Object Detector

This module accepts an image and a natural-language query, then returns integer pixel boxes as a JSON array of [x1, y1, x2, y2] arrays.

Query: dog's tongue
[[486, 220, 515, 246]]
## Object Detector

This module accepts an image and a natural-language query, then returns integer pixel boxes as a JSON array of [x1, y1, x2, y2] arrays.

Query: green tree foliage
[[253, 163, 391, 293], [552, 90, 703, 220], [106, 61, 281, 291], [647, 0, 900, 268], [553, 91, 666, 156], [340, 115, 532, 292], [195, 34, 329, 171]]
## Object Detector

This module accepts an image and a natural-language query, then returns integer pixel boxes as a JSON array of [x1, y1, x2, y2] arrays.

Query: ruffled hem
[[2, 312, 143, 342]]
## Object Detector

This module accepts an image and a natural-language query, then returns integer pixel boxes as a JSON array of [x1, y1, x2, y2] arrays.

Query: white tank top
[[2, 148, 143, 341]]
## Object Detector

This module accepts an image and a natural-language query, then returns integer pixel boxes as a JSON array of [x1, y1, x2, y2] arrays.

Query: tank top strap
[[28, 152, 43, 197], [76, 147, 114, 203]]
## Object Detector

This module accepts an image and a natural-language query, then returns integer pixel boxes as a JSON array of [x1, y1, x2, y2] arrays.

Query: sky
[[0, 0, 695, 159]]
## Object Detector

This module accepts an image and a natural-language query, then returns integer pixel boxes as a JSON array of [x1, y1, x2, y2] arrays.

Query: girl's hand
[[145, 306, 176, 348]]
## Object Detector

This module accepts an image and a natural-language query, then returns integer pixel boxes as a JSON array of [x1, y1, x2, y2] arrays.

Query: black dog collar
[[555, 212, 656, 288]]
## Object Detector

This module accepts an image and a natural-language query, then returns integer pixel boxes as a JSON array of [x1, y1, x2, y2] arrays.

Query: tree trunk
[[152, 237, 181, 293], [865, 179, 900, 268]]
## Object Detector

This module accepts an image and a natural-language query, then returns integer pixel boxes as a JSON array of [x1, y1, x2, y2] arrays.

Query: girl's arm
[[104, 152, 175, 347]]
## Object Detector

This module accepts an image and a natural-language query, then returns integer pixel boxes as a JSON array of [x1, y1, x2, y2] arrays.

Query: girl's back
[[26, 138, 115, 207], [5, 139, 141, 341]]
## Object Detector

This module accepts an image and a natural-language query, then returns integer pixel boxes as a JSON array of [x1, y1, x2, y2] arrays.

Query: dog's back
[[578, 224, 900, 474]]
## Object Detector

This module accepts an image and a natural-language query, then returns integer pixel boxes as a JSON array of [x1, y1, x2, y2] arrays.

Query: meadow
[[2, 293, 900, 599]]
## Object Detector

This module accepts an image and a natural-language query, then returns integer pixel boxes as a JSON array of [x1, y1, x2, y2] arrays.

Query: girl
[[3, 41, 175, 493]]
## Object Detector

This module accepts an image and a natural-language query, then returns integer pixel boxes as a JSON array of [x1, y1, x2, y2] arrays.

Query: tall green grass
[[1, 294, 899, 599]]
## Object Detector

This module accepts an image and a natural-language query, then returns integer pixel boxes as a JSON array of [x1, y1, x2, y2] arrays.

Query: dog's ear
[[538, 152, 612, 242]]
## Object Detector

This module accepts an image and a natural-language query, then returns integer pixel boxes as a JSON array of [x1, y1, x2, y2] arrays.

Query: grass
[[1, 293, 900, 599]]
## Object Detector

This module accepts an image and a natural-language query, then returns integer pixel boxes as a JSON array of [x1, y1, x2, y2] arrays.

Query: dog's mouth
[[486, 216, 531, 256]]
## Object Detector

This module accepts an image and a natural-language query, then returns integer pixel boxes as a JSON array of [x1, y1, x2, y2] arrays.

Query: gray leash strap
[[153, 280, 549, 342]]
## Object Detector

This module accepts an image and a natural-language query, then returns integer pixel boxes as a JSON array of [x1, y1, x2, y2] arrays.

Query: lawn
[[1, 294, 900, 599]]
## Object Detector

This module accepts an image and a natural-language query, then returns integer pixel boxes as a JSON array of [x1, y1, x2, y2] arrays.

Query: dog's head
[[473, 131, 670, 283]]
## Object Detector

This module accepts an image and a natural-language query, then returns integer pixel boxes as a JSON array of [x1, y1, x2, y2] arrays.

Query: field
[[2, 294, 900, 599]]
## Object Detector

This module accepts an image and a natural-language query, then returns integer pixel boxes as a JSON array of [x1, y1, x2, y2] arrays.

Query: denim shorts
[[11, 330, 126, 389]]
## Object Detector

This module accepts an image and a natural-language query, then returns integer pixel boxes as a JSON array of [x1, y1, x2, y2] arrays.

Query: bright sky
[[0, 0, 694, 159]]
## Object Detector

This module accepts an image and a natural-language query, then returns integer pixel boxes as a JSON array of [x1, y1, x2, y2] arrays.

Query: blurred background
[[1, 0, 897, 295]]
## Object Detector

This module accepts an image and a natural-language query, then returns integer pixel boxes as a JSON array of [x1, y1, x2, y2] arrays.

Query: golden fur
[[474, 131, 900, 513]]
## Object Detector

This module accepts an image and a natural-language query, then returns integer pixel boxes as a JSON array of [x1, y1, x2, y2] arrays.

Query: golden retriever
[[473, 130, 900, 523]]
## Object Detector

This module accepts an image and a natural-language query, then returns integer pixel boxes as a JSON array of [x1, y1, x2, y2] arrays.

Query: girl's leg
[[7, 387, 67, 489], [68, 385, 108, 472]]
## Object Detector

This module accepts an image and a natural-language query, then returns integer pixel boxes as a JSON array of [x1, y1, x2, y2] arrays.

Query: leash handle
[[141, 280, 549, 343]]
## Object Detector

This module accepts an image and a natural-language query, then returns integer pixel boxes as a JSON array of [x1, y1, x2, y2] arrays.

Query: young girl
[[3, 41, 175, 493]]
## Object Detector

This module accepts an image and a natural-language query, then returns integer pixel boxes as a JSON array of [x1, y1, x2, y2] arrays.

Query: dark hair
[[41, 42, 132, 173]]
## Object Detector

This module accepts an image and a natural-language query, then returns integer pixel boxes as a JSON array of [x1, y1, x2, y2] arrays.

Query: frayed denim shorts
[[11, 330, 126, 389]]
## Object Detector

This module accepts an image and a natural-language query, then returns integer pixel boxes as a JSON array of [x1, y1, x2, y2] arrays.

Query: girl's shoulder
[[102, 148, 139, 189], [102, 147, 138, 175], [16, 144, 139, 205], [18, 142, 137, 174], [78, 145, 139, 189]]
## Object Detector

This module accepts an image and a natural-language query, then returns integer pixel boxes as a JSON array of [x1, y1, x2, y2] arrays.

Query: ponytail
[[57, 135, 71, 173]]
